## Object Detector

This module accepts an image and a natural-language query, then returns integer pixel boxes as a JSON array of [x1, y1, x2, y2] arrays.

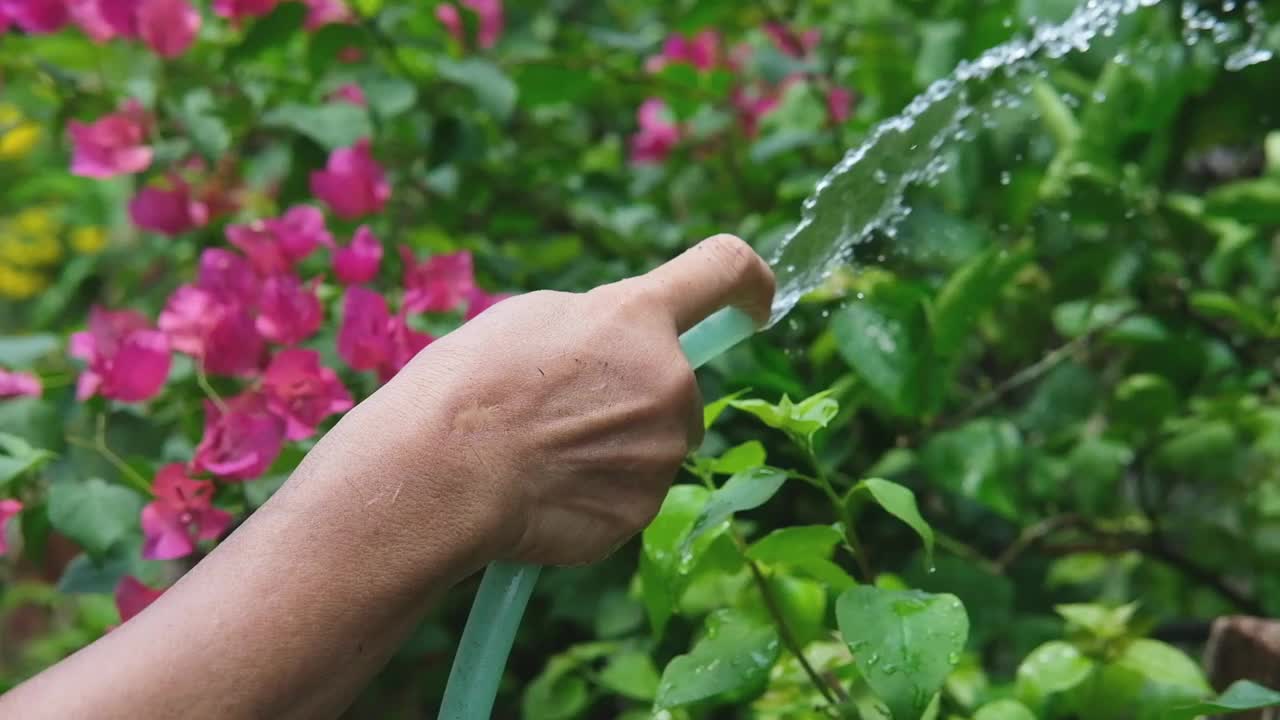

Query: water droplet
[[872, 169, 888, 184], [947, 651, 960, 664], [999, 171, 1012, 186]]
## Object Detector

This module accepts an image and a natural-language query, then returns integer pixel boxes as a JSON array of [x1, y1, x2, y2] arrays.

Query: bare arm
[[0, 235, 774, 720]]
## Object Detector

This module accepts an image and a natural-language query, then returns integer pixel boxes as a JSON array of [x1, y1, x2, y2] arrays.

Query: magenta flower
[[0, 368, 41, 398], [212, 0, 276, 20], [198, 248, 260, 306], [226, 222, 290, 277], [140, 464, 233, 560], [827, 86, 854, 123], [136, 0, 200, 58], [129, 176, 209, 236], [732, 84, 782, 137], [435, 0, 502, 49], [256, 275, 323, 346], [262, 349, 353, 440], [309, 139, 390, 219], [630, 98, 681, 165], [68, 100, 153, 179], [435, 3, 460, 43], [193, 392, 286, 481], [401, 248, 474, 314], [646, 30, 721, 73], [303, 0, 349, 29], [70, 307, 171, 403], [115, 576, 164, 623], [329, 83, 366, 107], [67, 0, 115, 40], [273, 205, 331, 263], [0, 0, 69, 33], [338, 287, 432, 379], [764, 22, 820, 59], [159, 286, 264, 376], [0, 499, 21, 557], [464, 287, 511, 321], [333, 225, 382, 285]]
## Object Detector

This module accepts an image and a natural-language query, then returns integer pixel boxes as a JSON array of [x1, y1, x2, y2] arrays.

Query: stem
[[806, 441, 873, 580], [65, 432, 151, 496], [195, 364, 228, 415]]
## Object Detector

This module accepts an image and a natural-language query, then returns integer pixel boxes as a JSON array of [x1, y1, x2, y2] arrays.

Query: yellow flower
[[0, 104, 41, 160], [0, 263, 47, 300], [0, 232, 62, 267], [13, 207, 60, 238], [71, 226, 108, 254]]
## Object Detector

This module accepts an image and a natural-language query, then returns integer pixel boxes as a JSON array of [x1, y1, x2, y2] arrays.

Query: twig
[[66, 422, 151, 495], [195, 363, 228, 414], [994, 514, 1086, 571]]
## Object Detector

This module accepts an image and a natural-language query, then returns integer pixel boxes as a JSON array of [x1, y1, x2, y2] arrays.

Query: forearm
[[3, 390, 492, 720]]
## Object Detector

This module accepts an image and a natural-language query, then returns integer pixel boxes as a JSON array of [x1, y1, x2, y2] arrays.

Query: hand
[[306, 234, 774, 569]]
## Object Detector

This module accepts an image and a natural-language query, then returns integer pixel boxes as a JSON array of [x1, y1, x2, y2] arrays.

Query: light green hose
[[438, 306, 759, 719]]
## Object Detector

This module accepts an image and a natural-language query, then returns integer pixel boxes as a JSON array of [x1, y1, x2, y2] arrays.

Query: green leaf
[[836, 587, 968, 720], [654, 609, 780, 710], [974, 699, 1037, 720], [262, 102, 373, 151], [704, 389, 747, 429], [858, 478, 934, 566], [684, 468, 787, 549], [1056, 603, 1137, 641], [1188, 290, 1275, 337], [709, 441, 766, 475], [932, 244, 1032, 360], [437, 58, 518, 120], [0, 334, 59, 367], [921, 420, 1023, 520], [1167, 680, 1280, 720], [226, 1, 305, 66], [641, 485, 713, 636], [47, 478, 143, 557], [1112, 374, 1177, 430], [1114, 639, 1210, 697], [361, 75, 418, 119], [176, 89, 231, 158], [515, 64, 593, 107], [598, 651, 661, 701], [834, 285, 938, 418], [1016, 641, 1094, 701], [308, 24, 371, 76], [745, 525, 856, 590], [1205, 178, 1280, 225], [0, 432, 55, 487], [523, 654, 589, 720], [729, 390, 839, 441]]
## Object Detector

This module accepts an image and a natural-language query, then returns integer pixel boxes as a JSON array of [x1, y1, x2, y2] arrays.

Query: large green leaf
[[262, 103, 373, 150], [857, 478, 934, 565], [641, 485, 712, 636], [729, 391, 840, 442], [437, 58, 518, 119], [683, 467, 787, 549], [745, 524, 855, 590], [836, 587, 969, 720], [654, 609, 780, 710], [0, 432, 55, 488], [0, 334, 59, 367], [597, 651, 661, 702], [47, 478, 143, 557], [974, 700, 1037, 720], [834, 284, 938, 418], [921, 420, 1023, 519], [932, 243, 1032, 360], [1167, 681, 1280, 720], [1016, 641, 1095, 702]]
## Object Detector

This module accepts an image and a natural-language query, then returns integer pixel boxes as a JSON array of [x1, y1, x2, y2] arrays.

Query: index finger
[[639, 234, 776, 334]]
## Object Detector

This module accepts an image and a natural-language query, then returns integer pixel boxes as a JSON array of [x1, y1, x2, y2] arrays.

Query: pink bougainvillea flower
[[732, 84, 782, 137], [159, 286, 263, 375], [140, 464, 233, 560], [646, 30, 721, 73], [329, 83, 366, 107], [193, 392, 285, 481], [435, 2, 461, 43], [303, 0, 348, 29], [67, 0, 116, 40], [136, 0, 201, 58], [310, 139, 390, 220], [827, 86, 854, 123], [262, 349, 353, 440], [629, 98, 681, 165], [115, 576, 164, 623], [436, 0, 502, 49], [68, 99, 152, 179], [764, 22, 819, 59], [212, 0, 276, 20], [333, 225, 382, 285], [198, 248, 259, 306], [226, 222, 290, 277], [0, 368, 41, 398], [1, 0, 69, 33], [129, 176, 209, 236], [256, 275, 323, 345], [338, 287, 432, 379], [401, 248, 474, 314], [464, 287, 511, 321], [0, 499, 21, 557], [384, 315, 432, 380], [70, 307, 171, 403], [273, 205, 331, 263]]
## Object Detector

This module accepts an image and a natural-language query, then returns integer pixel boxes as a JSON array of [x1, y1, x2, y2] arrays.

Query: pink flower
[[827, 86, 854, 123], [338, 287, 432, 379], [193, 392, 286, 481], [0, 369, 41, 398], [198, 248, 259, 306], [436, 0, 502, 49], [309, 139, 390, 220], [630, 98, 681, 165], [70, 307, 171, 403], [129, 176, 209, 236], [0, 0, 69, 33], [0, 499, 21, 557], [401, 248, 474, 314], [67, 0, 116, 41], [226, 222, 290, 276], [329, 83, 366, 107], [273, 205, 331, 263], [464, 287, 511, 321], [333, 225, 382, 285], [158, 286, 263, 375], [732, 84, 782, 137], [764, 22, 819, 59], [262, 349, 353, 440], [140, 464, 233, 560], [115, 576, 164, 623], [136, 0, 200, 58], [303, 0, 348, 29], [212, 0, 276, 20], [646, 30, 721, 73], [68, 100, 153, 179], [256, 275, 323, 345]]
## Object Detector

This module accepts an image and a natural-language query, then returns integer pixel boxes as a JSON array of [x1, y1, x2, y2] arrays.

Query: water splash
[[764, 0, 1275, 325]]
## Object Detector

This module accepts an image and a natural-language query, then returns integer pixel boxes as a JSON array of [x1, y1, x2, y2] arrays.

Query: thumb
[[638, 234, 776, 334]]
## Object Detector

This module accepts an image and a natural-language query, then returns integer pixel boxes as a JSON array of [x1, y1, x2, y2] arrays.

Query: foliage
[[2, 0, 1280, 718]]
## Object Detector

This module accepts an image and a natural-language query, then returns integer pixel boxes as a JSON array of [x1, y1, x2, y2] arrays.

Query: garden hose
[[438, 306, 759, 719]]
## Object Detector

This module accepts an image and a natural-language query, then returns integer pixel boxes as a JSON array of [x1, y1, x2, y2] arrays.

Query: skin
[[1, 234, 776, 720]]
